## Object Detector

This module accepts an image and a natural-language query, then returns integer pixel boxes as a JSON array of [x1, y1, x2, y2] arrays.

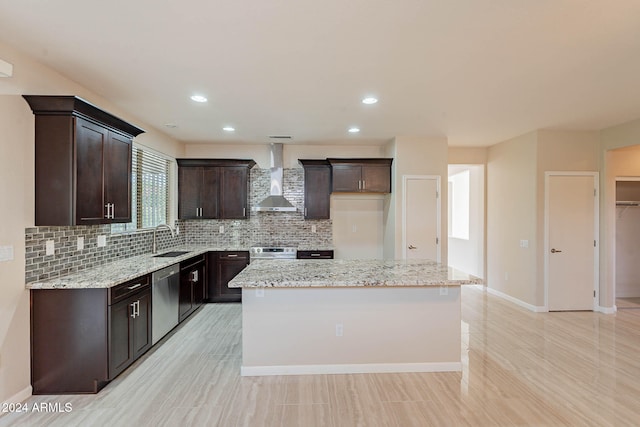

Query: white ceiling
[[2, 0, 640, 147]]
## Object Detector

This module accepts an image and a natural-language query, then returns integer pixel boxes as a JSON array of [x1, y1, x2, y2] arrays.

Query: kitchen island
[[229, 259, 482, 376]]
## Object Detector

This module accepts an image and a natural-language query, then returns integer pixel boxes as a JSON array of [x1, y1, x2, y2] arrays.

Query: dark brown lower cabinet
[[208, 251, 249, 302], [179, 255, 206, 322], [31, 275, 151, 394], [108, 287, 152, 379]]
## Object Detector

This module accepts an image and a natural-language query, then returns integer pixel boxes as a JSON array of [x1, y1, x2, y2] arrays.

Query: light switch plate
[[97, 235, 107, 247], [219, 225, 225, 234], [77, 237, 84, 251], [0, 245, 14, 262], [45, 240, 55, 256], [311, 225, 317, 233]]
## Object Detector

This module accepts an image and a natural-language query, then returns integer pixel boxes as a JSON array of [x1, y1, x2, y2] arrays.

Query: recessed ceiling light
[[223, 126, 235, 132], [348, 127, 360, 133], [190, 95, 208, 103], [362, 97, 378, 105], [164, 123, 178, 128]]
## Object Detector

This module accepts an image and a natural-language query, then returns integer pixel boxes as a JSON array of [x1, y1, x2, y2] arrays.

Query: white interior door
[[403, 176, 440, 261], [546, 173, 597, 311]]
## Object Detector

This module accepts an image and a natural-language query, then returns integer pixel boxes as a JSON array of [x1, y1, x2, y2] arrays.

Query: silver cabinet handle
[[362, 180, 366, 190], [243, 207, 246, 216], [304, 208, 308, 216], [105, 203, 113, 219], [111, 203, 115, 218], [127, 283, 142, 290], [227, 254, 238, 257], [358, 180, 361, 190], [130, 302, 136, 318], [191, 270, 198, 282], [311, 253, 321, 257]]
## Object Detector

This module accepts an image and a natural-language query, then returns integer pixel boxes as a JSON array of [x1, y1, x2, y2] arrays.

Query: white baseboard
[[1, 385, 32, 407], [596, 305, 617, 314], [241, 362, 462, 377], [485, 287, 546, 312]]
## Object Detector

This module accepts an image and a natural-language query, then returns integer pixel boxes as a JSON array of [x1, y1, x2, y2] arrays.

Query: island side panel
[[241, 286, 461, 375]]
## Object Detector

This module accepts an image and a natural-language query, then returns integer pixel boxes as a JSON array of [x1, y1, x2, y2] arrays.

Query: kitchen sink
[[153, 251, 191, 258]]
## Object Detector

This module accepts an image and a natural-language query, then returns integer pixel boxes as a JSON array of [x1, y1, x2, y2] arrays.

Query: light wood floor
[[3, 286, 640, 426]]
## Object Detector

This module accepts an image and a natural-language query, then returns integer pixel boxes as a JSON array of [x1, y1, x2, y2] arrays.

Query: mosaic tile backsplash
[[25, 167, 332, 283]]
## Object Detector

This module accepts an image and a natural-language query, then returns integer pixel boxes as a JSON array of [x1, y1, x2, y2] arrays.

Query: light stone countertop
[[26, 245, 246, 290], [228, 259, 483, 288]]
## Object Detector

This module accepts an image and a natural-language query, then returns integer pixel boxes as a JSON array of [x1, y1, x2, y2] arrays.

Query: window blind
[[111, 145, 171, 232]]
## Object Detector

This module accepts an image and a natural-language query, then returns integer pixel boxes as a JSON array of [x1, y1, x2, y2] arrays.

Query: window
[[111, 144, 172, 233]]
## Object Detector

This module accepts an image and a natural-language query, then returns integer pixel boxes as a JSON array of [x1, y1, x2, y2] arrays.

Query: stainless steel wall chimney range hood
[[252, 143, 297, 212]]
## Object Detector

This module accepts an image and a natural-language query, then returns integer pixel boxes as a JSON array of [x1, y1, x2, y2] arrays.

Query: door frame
[[543, 171, 599, 311], [402, 175, 441, 261]]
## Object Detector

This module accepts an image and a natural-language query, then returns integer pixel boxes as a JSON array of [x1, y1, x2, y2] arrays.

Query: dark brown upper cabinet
[[176, 159, 255, 220], [23, 95, 145, 226], [299, 159, 331, 219], [327, 158, 393, 193]]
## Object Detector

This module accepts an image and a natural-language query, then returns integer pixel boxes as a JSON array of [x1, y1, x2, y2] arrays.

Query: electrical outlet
[[77, 237, 84, 251], [311, 224, 317, 233], [520, 239, 529, 248], [439, 286, 448, 296], [0, 245, 14, 262], [219, 225, 225, 234], [335, 323, 344, 337], [256, 288, 265, 297], [45, 240, 55, 256], [97, 235, 107, 247]]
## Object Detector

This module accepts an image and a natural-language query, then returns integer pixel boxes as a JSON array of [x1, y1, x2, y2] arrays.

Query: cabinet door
[[132, 289, 152, 359], [76, 118, 107, 223], [178, 167, 202, 219], [109, 297, 134, 379], [201, 167, 220, 219], [361, 165, 391, 193], [213, 252, 249, 302], [105, 131, 132, 222], [193, 262, 206, 306], [179, 269, 194, 322], [303, 166, 331, 219], [220, 167, 248, 218], [331, 165, 361, 192]]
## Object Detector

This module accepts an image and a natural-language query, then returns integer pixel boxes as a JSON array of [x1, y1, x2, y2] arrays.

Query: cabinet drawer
[[217, 251, 249, 261], [110, 275, 150, 305], [297, 250, 334, 259]]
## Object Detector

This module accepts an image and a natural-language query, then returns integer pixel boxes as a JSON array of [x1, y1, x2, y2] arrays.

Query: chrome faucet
[[152, 223, 175, 254]]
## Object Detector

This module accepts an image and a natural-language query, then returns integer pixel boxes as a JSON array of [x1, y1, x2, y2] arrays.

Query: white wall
[[487, 132, 538, 305], [184, 143, 386, 169], [331, 195, 385, 260], [0, 41, 182, 404], [487, 130, 599, 308], [0, 96, 33, 404], [387, 136, 449, 261]]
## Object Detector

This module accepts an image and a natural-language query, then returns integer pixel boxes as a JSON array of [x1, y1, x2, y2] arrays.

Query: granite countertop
[[26, 245, 246, 290], [228, 259, 483, 288]]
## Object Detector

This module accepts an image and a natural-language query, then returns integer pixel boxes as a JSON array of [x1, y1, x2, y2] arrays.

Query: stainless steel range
[[250, 246, 297, 260]]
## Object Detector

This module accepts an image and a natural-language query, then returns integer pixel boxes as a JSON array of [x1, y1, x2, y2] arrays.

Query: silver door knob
[[408, 245, 417, 250], [550, 248, 562, 253]]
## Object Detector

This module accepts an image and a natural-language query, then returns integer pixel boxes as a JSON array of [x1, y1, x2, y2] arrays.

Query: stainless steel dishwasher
[[152, 264, 180, 344]]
